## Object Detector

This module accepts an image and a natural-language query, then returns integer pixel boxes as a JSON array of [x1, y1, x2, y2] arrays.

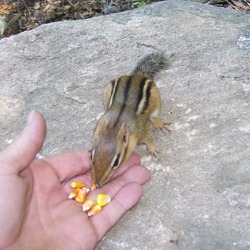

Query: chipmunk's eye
[[123, 134, 128, 144], [111, 154, 120, 169]]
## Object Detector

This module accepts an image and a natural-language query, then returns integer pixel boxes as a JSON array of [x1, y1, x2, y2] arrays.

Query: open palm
[[0, 112, 150, 249]]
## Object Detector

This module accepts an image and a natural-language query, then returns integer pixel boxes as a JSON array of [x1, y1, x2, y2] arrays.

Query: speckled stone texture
[[0, 0, 249, 249]]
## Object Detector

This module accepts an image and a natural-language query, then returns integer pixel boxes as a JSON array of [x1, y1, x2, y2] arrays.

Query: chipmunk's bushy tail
[[131, 52, 168, 80]]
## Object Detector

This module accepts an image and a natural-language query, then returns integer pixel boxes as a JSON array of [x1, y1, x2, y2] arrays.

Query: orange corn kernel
[[68, 188, 80, 199], [87, 204, 102, 216], [75, 188, 88, 203], [70, 181, 86, 189], [91, 183, 97, 191], [82, 198, 95, 212], [97, 194, 111, 207]]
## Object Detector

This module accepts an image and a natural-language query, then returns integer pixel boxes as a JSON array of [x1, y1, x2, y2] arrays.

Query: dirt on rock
[[0, 0, 249, 38]]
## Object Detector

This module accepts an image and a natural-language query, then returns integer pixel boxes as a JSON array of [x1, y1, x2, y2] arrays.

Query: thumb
[[0, 111, 46, 174]]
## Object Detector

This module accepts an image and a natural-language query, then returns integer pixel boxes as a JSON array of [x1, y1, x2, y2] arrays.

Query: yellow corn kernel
[[75, 188, 87, 203], [84, 187, 90, 193], [70, 181, 86, 189], [97, 194, 111, 207], [68, 188, 80, 199], [91, 183, 97, 191], [82, 198, 95, 212], [87, 204, 102, 216]]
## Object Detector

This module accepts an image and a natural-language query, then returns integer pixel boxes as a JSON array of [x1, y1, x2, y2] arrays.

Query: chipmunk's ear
[[118, 123, 129, 146], [93, 119, 108, 147]]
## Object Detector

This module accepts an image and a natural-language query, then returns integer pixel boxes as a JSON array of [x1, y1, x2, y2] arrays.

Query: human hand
[[0, 111, 151, 249]]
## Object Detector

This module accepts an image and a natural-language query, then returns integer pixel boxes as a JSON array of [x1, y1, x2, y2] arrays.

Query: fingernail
[[26, 111, 35, 125]]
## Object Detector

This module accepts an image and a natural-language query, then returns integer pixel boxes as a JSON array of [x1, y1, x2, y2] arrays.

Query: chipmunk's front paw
[[144, 139, 159, 160], [161, 122, 171, 133], [150, 117, 171, 134], [147, 148, 160, 160]]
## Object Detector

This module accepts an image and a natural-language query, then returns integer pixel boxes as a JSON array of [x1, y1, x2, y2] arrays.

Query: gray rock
[[0, 0, 249, 249]]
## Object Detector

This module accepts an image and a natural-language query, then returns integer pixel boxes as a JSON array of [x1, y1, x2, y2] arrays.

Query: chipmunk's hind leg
[[142, 133, 159, 159], [149, 85, 170, 133]]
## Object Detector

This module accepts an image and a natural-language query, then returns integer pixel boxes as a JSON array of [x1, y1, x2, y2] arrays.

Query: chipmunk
[[90, 52, 170, 188]]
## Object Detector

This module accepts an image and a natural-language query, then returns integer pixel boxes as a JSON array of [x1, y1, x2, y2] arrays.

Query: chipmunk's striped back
[[106, 76, 156, 115], [135, 77, 154, 115], [104, 52, 167, 112]]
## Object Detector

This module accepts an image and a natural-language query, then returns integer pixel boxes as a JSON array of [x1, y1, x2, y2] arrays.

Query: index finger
[[91, 182, 143, 241], [44, 150, 92, 182]]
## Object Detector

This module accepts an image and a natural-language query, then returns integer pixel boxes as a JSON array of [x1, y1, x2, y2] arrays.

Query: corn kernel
[[70, 181, 86, 189], [97, 194, 111, 207], [91, 183, 97, 191], [82, 198, 95, 212], [68, 188, 80, 199], [75, 188, 87, 203], [87, 204, 102, 216], [83, 187, 90, 194]]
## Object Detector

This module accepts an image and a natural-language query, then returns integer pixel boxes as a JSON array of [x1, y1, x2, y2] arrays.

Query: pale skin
[[0, 111, 151, 249]]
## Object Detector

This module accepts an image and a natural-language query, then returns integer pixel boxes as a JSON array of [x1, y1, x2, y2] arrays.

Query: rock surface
[[0, 0, 249, 249]]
